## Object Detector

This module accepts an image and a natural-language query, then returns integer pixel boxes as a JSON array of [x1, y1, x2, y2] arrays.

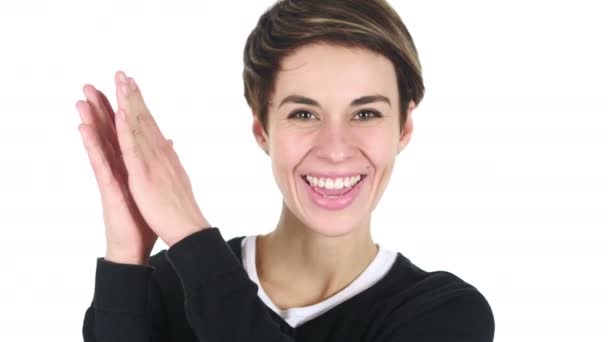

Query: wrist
[[166, 219, 212, 247], [105, 250, 149, 265]]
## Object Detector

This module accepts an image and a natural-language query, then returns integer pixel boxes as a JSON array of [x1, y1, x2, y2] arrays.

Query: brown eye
[[289, 110, 317, 120], [354, 110, 382, 121]]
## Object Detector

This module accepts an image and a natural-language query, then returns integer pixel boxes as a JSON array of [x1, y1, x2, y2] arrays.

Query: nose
[[313, 118, 357, 163]]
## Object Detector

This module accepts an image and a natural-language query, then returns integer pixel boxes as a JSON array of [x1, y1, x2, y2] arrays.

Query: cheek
[[269, 130, 311, 182], [356, 127, 399, 167]]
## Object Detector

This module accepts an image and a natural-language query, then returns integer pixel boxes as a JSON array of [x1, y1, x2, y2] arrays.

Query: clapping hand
[[76, 71, 210, 264]]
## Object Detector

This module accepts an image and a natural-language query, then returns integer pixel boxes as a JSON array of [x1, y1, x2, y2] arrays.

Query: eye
[[354, 110, 382, 121], [288, 110, 317, 121]]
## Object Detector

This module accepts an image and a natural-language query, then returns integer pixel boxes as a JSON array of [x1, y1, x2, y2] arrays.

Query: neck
[[256, 202, 378, 307]]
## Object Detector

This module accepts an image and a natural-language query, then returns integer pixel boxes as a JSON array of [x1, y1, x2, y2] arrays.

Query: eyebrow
[[278, 94, 391, 108]]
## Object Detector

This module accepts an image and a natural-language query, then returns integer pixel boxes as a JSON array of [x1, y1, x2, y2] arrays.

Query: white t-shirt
[[240, 236, 398, 328]]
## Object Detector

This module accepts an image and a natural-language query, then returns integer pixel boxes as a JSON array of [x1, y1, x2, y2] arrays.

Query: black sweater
[[82, 227, 495, 341]]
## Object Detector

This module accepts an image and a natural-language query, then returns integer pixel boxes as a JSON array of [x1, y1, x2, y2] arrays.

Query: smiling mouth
[[301, 174, 367, 197]]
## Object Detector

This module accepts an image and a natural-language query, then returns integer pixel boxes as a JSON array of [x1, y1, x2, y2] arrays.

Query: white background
[[0, 0, 606, 341]]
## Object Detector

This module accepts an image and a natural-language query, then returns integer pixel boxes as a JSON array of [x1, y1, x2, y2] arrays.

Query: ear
[[397, 100, 416, 154], [252, 113, 269, 155]]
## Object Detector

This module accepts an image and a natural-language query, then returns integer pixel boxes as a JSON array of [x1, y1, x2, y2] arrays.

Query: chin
[[291, 196, 372, 239], [302, 215, 367, 238]]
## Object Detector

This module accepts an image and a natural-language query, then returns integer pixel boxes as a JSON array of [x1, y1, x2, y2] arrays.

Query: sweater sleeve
[[165, 227, 295, 341], [82, 258, 169, 342]]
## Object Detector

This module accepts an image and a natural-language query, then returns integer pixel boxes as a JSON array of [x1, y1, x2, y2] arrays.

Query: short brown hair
[[242, 0, 425, 133]]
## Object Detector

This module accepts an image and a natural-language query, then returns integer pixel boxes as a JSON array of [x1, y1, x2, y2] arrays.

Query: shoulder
[[375, 254, 495, 341], [404, 280, 495, 341]]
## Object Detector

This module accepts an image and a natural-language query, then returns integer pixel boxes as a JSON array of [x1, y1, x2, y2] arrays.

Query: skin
[[75, 42, 415, 309], [76, 71, 209, 265], [252, 43, 415, 308]]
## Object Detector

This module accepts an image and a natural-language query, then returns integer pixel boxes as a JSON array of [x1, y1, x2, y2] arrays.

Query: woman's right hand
[[76, 85, 160, 265]]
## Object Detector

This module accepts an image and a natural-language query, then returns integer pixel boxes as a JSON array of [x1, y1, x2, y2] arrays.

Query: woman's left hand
[[110, 71, 210, 246]]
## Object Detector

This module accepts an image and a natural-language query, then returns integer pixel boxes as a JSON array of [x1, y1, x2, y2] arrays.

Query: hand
[[76, 85, 157, 265], [112, 71, 210, 246]]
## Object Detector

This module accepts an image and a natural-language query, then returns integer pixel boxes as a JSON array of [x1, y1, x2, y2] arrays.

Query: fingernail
[[118, 71, 128, 83], [82, 84, 94, 94]]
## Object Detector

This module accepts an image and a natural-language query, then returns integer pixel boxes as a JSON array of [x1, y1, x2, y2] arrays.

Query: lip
[[301, 172, 368, 179], [301, 174, 367, 211]]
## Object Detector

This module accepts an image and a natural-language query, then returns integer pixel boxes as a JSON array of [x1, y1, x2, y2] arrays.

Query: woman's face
[[253, 43, 414, 237]]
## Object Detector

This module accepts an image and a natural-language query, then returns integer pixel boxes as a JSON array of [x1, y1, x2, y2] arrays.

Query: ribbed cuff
[[166, 227, 247, 296], [93, 258, 154, 314]]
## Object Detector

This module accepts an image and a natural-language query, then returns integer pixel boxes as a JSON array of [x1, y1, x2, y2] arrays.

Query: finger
[[167, 139, 173, 148], [114, 71, 154, 165], [97, 88, 117, 128], [84, 85, 120, 158], [114, 71, 166, 144], [78, 123, 116, 189], [115, 108, 148, 174], [75, 100, 93, 125], [76, 99, 120, 166], [83, 84, 116, 135]]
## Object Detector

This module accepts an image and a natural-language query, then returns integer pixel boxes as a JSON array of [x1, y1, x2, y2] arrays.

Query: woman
[[77, 0, 494, 341]]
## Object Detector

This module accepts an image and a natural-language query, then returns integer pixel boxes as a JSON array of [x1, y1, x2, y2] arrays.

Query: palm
[[77, 85, 157, 263]]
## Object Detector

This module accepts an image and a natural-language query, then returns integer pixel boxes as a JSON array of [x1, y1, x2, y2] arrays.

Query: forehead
[[272, 43, 398, 106]]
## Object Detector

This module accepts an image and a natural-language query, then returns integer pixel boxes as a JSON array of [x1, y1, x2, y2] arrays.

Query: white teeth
[[344, 177, 351, 188], [304, 174, 364, 190], [306, 175, 318, 187], [335, 178, 344, 189]]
